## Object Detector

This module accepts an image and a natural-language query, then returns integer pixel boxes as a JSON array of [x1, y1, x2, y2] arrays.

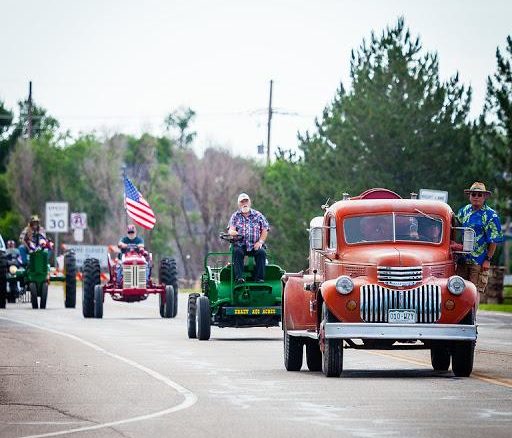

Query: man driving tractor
[[117, 224, 149, 283], [227, 193, 269, 284], [18, 214, 47, 264]]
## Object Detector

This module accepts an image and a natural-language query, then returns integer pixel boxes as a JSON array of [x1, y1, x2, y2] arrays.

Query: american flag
[[124, 177, 156, 230]]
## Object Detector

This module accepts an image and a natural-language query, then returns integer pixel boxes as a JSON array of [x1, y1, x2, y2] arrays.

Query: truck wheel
[[321, 303, 343, 377], [431, 345, 450, 371], [159, 257, 179, 317], [284, 329, 303, 371], [196, 296, 211, 341], [39, 282, 48, 309], [187, 293, 200, 338], [64, 252, 77, 308], [0, 255, 7, 308], [451, 309, 475, 377], [94, 284, 103, 319], [83, 258, 100, 318], [306, 339, 322, 371], [30, 282, 38, 309], [162, 285, 174, 318]]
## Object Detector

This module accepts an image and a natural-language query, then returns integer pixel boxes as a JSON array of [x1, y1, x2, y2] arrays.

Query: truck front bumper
[[325, 323, 477, 341]]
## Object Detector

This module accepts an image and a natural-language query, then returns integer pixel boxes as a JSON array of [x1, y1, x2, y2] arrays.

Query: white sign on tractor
[[45, 202, 69, 232]]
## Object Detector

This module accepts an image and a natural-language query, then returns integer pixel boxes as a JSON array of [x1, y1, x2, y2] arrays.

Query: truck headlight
[[9, 265, 17, 275], [335, 276, 354, 295], [447, 276, 465, 295]]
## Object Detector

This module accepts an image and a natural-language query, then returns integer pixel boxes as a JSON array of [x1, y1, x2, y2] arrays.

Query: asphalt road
[[1, 285, 511, 438]]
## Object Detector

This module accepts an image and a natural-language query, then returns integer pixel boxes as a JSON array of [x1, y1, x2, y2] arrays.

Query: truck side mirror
[[309, 227, 323, 250], [462, 228, 475, 252]]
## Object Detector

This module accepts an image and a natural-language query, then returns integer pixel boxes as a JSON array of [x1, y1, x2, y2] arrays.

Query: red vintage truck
[[282, 188, 477, 377]]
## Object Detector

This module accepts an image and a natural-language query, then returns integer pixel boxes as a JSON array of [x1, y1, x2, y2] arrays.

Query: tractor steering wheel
[[219, 232, 243, 243]]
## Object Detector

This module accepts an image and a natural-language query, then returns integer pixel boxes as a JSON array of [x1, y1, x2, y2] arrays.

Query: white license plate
[[388, 309, 417, 324]]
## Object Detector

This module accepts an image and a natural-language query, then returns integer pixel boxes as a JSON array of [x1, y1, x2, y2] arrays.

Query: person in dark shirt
[[118, 224, 144, 254]]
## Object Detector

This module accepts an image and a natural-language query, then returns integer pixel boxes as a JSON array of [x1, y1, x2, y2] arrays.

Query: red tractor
[[82, 244, 178, 319]]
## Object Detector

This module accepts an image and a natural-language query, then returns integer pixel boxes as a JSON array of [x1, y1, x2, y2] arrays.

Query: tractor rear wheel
[[0, 255, 7, 308], [196, 296, 211, 341], [284, 329, 303, 371], [39, 282, 48, 309], [94, 284, 103, 319], [64, 252, 77, 308], [187, 293, 200, 338], [159, 257, 178, 317], [321, 303, 343, 377], [83, 258, 100, 318], [306, 339, 322, 372], [30, 282, 38, 309]]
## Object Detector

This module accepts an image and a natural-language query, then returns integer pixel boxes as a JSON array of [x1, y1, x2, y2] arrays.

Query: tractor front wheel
[[187, 293, 200, 338], [94, 284, 103, 319], [162, 286, 174, 318], [159, 257, 179, 317], [196, 296, 211, 341]]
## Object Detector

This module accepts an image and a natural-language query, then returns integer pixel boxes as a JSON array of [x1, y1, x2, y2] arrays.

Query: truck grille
[[360, 284, 441, 323], [378, 266, 422, 286], [123, 265, 146, 289]]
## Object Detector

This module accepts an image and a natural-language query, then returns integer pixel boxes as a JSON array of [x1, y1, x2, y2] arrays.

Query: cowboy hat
[[463, 181, 492, 196]]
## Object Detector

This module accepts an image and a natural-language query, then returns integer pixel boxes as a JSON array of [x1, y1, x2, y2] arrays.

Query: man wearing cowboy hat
[[456, 182, 503, 295]]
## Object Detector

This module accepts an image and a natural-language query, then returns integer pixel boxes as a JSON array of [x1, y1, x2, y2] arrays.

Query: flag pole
[[122, 165, 128, 229]]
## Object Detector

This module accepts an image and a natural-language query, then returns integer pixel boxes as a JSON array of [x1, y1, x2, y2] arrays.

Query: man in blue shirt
[[456, 182, 503, 295], [228, 193, 269, 284]]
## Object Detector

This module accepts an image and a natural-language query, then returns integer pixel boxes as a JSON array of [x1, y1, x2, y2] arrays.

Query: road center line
[[367, 350, 512, 388], [0, 316, 198, 438]]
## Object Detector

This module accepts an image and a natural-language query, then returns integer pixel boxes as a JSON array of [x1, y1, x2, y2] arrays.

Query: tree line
[[1, 19, 510, 277]]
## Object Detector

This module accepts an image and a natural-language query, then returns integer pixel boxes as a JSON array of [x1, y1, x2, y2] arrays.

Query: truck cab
[[282, 188, 477, 377]]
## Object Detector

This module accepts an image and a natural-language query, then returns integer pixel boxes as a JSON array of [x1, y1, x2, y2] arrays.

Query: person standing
[[456, 182, 504, 295], [228, 193, 269, 284]]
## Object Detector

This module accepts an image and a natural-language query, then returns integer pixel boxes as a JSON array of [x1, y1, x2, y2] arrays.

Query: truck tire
[[306, 339, 322, 372], [321, 303, 343, 377], [0, 255, 7, 308], [30, 282, 38, 309], [431, 345, 450, 371], [284, 329, 303, 371], [64, 252, 77, 308], [451, 309, 475, 377], [83, 258, 100, 318], [196, 296, 211, 341], [39, 282, 48, 309], [187, 293, 200, 338], [159, 257, 178, 317], [94, 284, 103, 319]]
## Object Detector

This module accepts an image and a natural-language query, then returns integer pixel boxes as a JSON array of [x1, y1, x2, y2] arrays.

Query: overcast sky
[[1, 0, 511, 161]]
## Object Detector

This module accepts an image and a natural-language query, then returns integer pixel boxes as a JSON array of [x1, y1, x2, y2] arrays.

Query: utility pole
[[266, 79, 273, 166], [27, 81, 33, 139]]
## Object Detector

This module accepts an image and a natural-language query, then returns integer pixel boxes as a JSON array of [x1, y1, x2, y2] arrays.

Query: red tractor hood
[[340, 245, 448, 266]]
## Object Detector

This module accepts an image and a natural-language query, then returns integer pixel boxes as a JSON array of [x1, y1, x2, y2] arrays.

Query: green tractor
[[0, 245, 76, 309], [187, 233, 284, 340]]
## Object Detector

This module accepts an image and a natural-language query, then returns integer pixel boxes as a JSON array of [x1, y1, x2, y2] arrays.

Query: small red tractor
[[82, 244, 178, 318]]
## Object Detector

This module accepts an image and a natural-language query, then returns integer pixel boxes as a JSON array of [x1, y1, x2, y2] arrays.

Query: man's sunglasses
[[470, 192, 484, 198], [127, 230, 135, 234]]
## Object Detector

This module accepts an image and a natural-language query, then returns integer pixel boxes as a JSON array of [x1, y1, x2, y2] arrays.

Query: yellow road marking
[[367, 350, 512, 389]]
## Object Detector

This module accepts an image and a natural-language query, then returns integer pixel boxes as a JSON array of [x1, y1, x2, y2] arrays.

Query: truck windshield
[[344, 214, 443, 244]]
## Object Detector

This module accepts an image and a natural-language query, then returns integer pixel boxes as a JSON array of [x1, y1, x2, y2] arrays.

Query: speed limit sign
[[45, 202, 69, 232]]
